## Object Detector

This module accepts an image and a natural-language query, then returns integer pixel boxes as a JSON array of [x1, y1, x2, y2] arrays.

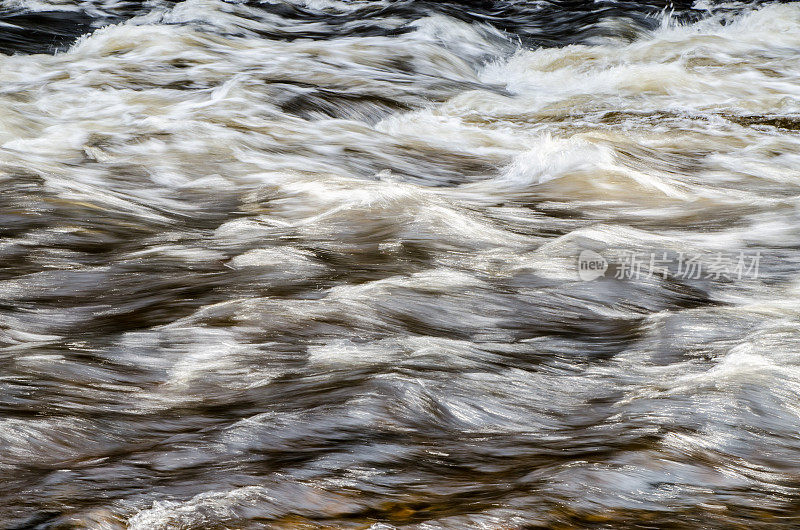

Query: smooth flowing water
[[2, 0, 800, 527]]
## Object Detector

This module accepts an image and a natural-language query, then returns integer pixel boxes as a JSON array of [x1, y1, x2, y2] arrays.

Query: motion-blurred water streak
[[2, 0, 800, 527]]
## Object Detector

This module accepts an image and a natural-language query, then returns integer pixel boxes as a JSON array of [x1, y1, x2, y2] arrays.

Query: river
[[2, 0, 800, 528]]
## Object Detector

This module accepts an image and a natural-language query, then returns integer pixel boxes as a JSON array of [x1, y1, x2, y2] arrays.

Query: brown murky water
[[2, 1, 800, 528]]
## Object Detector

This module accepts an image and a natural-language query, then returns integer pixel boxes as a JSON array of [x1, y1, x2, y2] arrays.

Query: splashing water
[[2, 0, 800, 527]]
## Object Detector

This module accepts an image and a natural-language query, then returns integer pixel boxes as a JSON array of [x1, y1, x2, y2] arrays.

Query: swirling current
[[2, 0, 800, 528]]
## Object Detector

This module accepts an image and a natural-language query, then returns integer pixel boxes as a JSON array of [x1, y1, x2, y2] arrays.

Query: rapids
[[2, 0, 800, 527]]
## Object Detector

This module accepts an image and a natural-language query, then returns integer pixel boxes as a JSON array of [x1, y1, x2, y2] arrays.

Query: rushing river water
[[2, 0, 800, 527]]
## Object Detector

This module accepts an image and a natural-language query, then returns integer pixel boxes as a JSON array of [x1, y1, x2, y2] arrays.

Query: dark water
[[2, 0, 800, 528]]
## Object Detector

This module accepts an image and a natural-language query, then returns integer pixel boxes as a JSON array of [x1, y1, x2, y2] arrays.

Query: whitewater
[[2, 0, 800, 527]]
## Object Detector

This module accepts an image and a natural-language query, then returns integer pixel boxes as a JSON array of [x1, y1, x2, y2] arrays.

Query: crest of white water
[[2, 0, 800, 527]]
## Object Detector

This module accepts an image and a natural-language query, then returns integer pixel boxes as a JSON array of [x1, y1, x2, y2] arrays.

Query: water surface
[[2, 0, 800, 527]]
